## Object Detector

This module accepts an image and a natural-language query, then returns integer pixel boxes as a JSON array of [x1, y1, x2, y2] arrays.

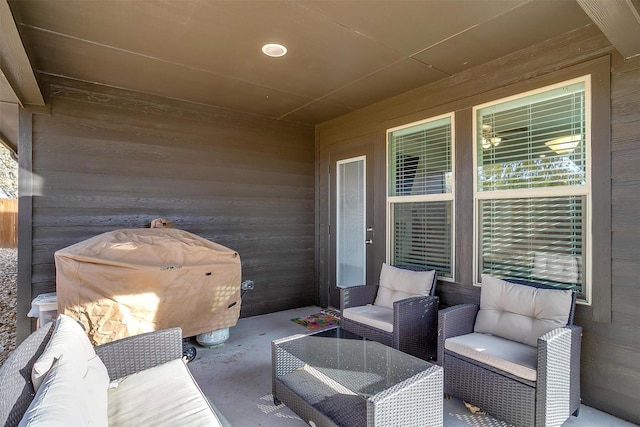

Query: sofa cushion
[[31, 314, 96, 392], [474, 275, 572, 347], [108, 358, 223, 427], [445, 333, 538, 381], [342, 305, 393, 333], [373, 264, 435, 309], [19, 356, 90, 427], [85, 355, 109, 426]]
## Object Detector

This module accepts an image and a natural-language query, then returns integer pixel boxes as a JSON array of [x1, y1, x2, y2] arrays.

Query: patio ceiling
[[1, 0, 639, 128]]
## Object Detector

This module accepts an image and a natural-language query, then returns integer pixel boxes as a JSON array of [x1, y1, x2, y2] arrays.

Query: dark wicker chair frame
[[437, 279, 581, 427], [0, 321, 182, 427], [340, 266, 439, 361]]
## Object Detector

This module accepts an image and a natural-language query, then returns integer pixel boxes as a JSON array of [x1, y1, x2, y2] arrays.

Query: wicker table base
[[272, 327, 443, 427]]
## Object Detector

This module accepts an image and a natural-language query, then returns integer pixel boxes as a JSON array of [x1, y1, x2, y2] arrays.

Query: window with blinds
[[387, 115, 454, 278], [474, 77, 589, 296]]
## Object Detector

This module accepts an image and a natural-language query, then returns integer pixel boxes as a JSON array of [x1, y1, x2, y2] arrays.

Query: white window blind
[[389, 117, 452, 196], [392, 201, 452, 273], [475, 78, 589, 296], [479, 196, 584, 291], [388, 115, 453, 277]]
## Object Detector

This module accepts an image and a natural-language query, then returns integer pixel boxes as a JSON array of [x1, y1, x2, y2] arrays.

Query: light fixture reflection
[[482, 136, 501, 149], [481, 124, 501, 149], [545, 135, 581, 155]]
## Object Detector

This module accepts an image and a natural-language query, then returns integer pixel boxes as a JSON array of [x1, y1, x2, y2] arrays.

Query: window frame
[[386, 112, 456, 281], [379, 57, 610, 322], [472, 75, 593, 304]]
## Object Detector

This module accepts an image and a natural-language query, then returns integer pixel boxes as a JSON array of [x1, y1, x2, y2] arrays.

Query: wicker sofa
[[438, 275, 581, 427], [0, 315, 225, 427]]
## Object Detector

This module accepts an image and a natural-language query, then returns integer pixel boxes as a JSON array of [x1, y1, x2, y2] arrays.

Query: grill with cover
[[55, 228, 241, 347]]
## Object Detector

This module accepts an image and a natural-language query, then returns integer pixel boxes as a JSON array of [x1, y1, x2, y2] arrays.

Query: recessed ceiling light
[[262, 43, 287, 58]]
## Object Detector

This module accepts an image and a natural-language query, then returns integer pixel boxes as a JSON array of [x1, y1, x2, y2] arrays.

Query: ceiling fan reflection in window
[[481, 124, 528, 149]]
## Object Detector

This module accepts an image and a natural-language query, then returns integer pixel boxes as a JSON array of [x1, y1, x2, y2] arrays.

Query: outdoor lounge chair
[[340, 263, 439, 360], [438, 275, 581, 427]]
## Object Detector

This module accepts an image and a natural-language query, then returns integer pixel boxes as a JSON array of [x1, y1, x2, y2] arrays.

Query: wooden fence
[[0, 199, 17, 248]]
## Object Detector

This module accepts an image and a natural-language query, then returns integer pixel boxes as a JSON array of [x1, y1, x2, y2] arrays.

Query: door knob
[[365, 239, 373, 245]]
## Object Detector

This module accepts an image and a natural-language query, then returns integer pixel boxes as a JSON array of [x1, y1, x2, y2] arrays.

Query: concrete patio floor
[[187, 306, 637, 427]]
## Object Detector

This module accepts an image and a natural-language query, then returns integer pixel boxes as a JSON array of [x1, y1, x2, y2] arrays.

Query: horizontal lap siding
[[32, 77, 315, 318], [585, 54, 640, 423], [316, 25, 640, 424]]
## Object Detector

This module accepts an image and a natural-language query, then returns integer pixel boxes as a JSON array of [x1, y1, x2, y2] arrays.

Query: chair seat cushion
[[445, 333, 538, 381], [342, 305, 393, 333], [108, 359, 223, 427]]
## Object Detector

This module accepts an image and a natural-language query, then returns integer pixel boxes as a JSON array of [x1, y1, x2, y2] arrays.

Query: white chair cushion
[[373, 264, 435, 309], [19, 356, 91, 427], [31, 314, 96, 392], [342, 305, 393, 333], [108, 359, 223, 427], [474, 275, 572, 347], [445, 333, 538, 382]]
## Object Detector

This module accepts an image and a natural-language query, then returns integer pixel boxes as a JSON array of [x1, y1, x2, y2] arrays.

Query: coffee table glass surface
[[272, 327, 443, 427]]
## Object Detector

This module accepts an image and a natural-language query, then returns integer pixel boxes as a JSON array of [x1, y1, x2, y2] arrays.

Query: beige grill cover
[[55, 228, 241, 345]]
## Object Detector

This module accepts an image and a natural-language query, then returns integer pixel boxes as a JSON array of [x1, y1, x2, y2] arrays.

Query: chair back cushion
[[373, 264, 436, 309], [474, 275, 572, 347]]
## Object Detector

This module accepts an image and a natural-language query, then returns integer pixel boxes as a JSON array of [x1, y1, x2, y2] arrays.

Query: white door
[[329, 143, 375, 309]]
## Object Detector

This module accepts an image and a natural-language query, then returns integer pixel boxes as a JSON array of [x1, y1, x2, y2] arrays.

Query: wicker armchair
[[438, 275, 581, 427], [340, 263, 439, 360]]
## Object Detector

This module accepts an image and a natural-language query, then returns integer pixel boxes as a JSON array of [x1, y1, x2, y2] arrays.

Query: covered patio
[[1, 1, 639, 425]]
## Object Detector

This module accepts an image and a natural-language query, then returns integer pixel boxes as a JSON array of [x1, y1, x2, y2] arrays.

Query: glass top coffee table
[[272, 327, 442, 427]]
